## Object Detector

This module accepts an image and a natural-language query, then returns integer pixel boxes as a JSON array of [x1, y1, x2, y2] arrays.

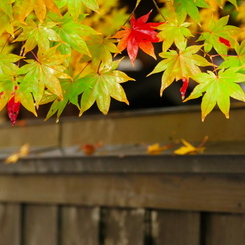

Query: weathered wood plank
[[0, 203, 21, 245], [60, 103, 245, 146], [151, 210, 200, 245], [204, 213, 245, 245], [101, 208, 145, 245], [23, 204, 58, 245], [2, 154, 245, 174], [61, 206, 100, 245], [1, 174, 245, 213]]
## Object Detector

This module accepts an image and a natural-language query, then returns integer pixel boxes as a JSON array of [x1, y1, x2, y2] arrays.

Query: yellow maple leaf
[[5, 143, 30, 164], [174, 137, 208, 155], [147, 143, 176, 155]]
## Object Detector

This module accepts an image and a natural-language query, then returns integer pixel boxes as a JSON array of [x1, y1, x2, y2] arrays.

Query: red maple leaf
[[7, 86, 21, 126], [112, 11, 164, 65]]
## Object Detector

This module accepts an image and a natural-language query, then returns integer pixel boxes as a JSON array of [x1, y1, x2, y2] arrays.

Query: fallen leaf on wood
[[147, 143, 176, 155], [4, 143, 30, 164], [79, 142, 103, 156], [174, 136, 208, 155], [81, 144, 96, 155]]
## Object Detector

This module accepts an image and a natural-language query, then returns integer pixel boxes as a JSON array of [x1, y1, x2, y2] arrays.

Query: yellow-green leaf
[[149, 44, 213, 96], [186, 68, 245, 121]]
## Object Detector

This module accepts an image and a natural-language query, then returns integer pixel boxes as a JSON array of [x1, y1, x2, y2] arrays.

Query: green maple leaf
[[86, 35, 119, 66], [16, 77, 37, 116], [0, 11, 14, 36], [0, 0, 14, 36], [174, 0, 209, 25], [0, 74, 15, 111], [0, 53, 22, 75], [14, 19, 62, 54], [51, 13, 96, 56], [197, 16, 240, 55], [17, 45, 71, 106], [158, 16, 193, 51], [185, 68, 245, 121], [45, 59, 133, 121], [0, 0, 13, 19], [44, 79, 75, 122], [219, 40, 245, 73], [149, 44, 213, 96], [216, 0, 238, 8], [59, 0, 99, 21], [78, 60, 133, 116]]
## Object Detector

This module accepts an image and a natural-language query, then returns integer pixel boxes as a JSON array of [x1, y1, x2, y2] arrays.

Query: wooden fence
[[0, 104, 245, 244], [0, 155, 245, 245]]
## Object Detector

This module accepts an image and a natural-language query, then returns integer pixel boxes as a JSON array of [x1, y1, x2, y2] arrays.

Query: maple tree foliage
[[0, 0, 244, 125]]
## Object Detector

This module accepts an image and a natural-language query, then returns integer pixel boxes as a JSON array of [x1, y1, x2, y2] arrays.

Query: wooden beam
[[1, 154, 245, 174], [0, 174, 245, 213]]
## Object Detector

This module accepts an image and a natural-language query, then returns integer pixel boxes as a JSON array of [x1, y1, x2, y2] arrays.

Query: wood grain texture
[[204, 213, 245, 245], [151, 210, 200, 245], [0, 203, 21, 245], [0, 174, 245, 213], [61, 206, 100, 245], [23, 204, 58, 245], [101, 208, 145, 245]]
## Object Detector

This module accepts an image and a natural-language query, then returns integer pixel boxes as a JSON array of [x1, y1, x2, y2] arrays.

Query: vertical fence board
[[61, 206, 100, 245], [204, 213, 245, 245], [23, 204, 58, 245], [0, 203, 21, 245], [151, 210, 200, 245], [102, 208, 145, 245]]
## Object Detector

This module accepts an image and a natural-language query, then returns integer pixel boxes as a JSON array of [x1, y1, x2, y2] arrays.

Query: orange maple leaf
[[112, 11, 164, 65]]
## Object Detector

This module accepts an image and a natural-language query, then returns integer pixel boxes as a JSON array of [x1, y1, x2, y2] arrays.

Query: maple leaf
[[157, 16, 193, 52], [13, 19, 62, 55], [57, 0, 99, 21], [44, 79, 75, 122], [78, 60, 134, 115], [112, 11, 164, 65], [174, 138, 207, 155], [86, 35, 119, 66], [0, 74, 16, 111], [17, 45, 71, 106], [7, 89, 21, 126], [0, 3, 14, 36], [13, 0, 61, 23], [0, 0, 13, 19], [149, 43, 213, 96], [219, 40, 245, 73], [147, 143, 176, 155], [174, 0, 210, 25], [185, 68, 245, 121], [197, 16, 240, 55], [0, 53, 22, 76], [216, 0, 238, 9], [5, 143, 30, 164], [45, 59, 134, 120], [51, 13, 95, 56]]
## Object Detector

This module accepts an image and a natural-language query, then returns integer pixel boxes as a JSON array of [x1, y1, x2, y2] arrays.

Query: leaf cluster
[[0, 0, 245, 123], [0, 0, 131, 122]]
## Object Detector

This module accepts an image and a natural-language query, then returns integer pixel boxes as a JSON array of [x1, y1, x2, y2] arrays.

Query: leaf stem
[[31, 50, 38, 61], [151, 0, 166, 21]]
